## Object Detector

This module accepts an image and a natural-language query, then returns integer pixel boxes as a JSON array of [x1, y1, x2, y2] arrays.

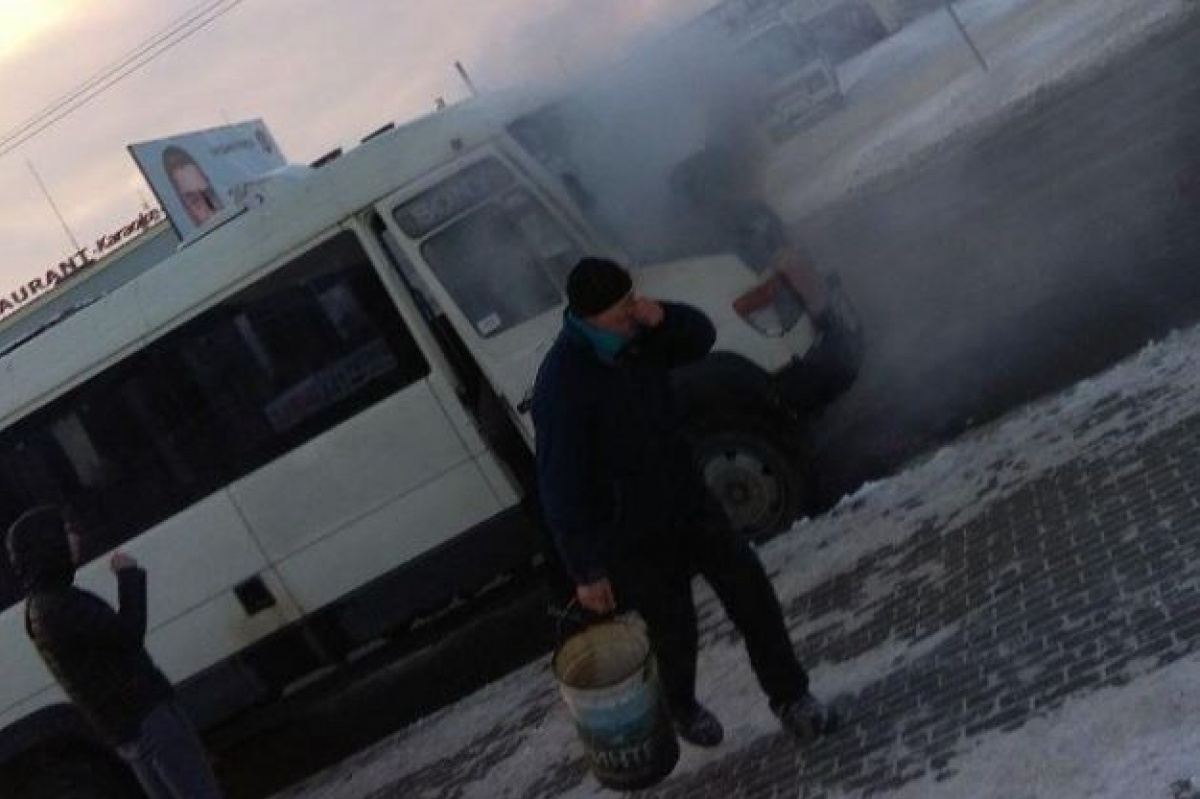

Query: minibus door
[[378, 155, 599, 445]]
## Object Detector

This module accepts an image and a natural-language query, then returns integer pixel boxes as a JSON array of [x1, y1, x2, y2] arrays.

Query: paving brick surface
[[336, 400, 1200, 799], [626, 411, 1200, 799]]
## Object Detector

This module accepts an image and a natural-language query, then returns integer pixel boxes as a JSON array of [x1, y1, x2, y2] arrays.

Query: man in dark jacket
[[6, 505, 224, 799], [532, 257, 837, 747]]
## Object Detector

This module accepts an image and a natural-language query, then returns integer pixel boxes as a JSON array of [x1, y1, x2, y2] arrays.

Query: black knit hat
[[567, 257, 632, 318], [6, 505, 74, 591]]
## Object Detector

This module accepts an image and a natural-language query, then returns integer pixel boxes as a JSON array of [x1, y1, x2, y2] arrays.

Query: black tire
[[690, 418, 810, 541], [21, 757, 140, 799]]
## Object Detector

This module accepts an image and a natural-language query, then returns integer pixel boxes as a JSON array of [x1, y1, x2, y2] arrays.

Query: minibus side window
[[0, 231, 428, 586]]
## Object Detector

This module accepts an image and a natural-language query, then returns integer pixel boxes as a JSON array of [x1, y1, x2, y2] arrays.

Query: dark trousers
[[116, 700, 224, 799], [608, 497, 808, 714]]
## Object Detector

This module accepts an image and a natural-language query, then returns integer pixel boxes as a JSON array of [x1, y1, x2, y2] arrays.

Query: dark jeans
[[116, 700, 223, 799], [608, 497, 808, 714]]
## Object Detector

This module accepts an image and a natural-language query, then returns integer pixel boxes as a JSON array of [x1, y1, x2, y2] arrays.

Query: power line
[[2, 0, 231, 148], [0, 0, 246, 156], [0, 0, 248, 161]]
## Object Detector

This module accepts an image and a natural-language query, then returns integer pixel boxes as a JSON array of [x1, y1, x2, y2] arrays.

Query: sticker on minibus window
[[476, 313, 502, 336]]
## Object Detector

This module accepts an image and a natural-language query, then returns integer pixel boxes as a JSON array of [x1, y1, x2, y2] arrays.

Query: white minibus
[[0, 92, 859, 798]]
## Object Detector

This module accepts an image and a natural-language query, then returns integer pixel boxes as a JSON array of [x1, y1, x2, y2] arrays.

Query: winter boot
[[772, 694, 839, 744], [672, 702, 724, 748]]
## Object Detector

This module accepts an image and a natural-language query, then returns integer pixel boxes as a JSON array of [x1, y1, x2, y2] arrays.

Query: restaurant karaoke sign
[[0, 207, 162, 321]]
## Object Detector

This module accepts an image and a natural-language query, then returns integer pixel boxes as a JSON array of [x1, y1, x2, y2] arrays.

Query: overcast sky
[[0, 0, 703, 292]]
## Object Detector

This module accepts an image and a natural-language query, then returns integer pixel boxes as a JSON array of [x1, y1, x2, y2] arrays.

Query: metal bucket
[[552, 616, 680, 791]]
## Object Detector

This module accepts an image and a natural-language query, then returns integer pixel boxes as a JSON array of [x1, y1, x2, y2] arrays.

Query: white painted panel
[[475, 449, 522, 508], [71, 493, 273, 629], [0, 491, 286, 729], [638, 254, 816, 372], [274, 461, 502, 612], [146, 570, 298, 681], [427, 372, 487, 456], [0, 684, 65, 736], [131, 194, 345, 334], [229, 384, 470, 561], [0, 302, 147, 423], [0, 573, 298, 697], [0, 608, 59, 722]]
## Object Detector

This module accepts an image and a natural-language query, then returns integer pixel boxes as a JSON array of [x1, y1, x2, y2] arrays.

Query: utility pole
[[27, 159, 83, 253], [945, 1, 988, 72], [455, 60, 479, 97]]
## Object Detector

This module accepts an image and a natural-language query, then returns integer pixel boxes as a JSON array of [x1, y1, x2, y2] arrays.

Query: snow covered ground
[[262, 3, 1200, 797], [766, 0, 1198, 219], [268, 316, 1200, 799]]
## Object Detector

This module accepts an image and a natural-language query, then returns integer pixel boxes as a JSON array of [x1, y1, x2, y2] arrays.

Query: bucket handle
[[554, 597, 617, 646], [553, 600, 659, 688]]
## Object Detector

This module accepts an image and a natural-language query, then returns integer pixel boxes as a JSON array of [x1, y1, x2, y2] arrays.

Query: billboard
[[128, 120, 286, 238]]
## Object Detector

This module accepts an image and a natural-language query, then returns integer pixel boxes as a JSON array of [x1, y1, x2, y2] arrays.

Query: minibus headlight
[[733, 274, 806, 337]]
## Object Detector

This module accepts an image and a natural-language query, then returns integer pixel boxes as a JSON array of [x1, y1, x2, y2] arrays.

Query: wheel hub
[[701, 447, 782, 533]]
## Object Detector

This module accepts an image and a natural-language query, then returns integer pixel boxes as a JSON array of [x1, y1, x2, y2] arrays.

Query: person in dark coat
[[532, 257, 837, 746], [6, 505, 224, 799]]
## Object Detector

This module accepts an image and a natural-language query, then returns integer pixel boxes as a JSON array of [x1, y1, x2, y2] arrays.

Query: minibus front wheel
[[691, 417, 809, 541]]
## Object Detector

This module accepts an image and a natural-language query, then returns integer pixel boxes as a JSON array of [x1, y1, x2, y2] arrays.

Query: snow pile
[[822, 651, 1200, 799], [762, 324, 1200, 605]]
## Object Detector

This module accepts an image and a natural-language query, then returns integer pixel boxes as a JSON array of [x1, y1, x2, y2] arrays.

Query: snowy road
[[796, 5, 1200, 506]]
